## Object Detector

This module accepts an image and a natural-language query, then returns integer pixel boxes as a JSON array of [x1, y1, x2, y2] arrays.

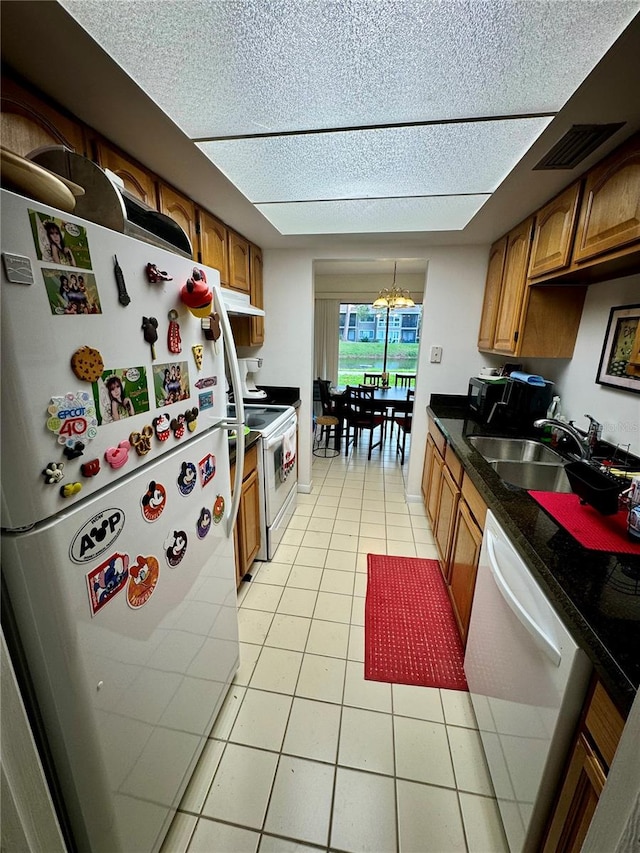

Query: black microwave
[[468, 377, 507, 422]]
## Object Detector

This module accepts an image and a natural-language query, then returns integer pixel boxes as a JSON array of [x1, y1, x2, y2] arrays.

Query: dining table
[[329, 385, 414, 452]]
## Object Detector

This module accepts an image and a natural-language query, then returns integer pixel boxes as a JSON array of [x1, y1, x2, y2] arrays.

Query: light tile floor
[[162, 436, 510, 853]]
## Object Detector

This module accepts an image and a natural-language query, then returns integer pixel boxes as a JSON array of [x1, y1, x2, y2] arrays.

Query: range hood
[[28, 146, 192, 258], [220, 287, 264, 316]]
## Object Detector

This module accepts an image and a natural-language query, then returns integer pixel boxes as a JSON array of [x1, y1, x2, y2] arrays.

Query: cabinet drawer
[[444, 445, 463, 485], [585, 681, 625, 769], [461, 473, 487, 530], [428, 419, 446, 456]]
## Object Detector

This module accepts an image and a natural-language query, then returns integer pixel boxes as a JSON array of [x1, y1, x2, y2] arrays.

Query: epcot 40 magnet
[[46, 391, 98, 448]]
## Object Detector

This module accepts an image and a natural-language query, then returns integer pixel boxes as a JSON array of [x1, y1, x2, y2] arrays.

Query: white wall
[[258, 244, 490, 493], [525, 274, 640, 456]]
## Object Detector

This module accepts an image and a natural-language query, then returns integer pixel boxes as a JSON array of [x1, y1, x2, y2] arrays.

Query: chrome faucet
[[533, 415, 601, 460]]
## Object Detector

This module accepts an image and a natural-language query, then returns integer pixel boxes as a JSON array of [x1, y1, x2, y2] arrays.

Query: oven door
[[262, 414, 298, 527]]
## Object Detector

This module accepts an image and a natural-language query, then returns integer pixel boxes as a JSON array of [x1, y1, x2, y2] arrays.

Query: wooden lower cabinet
[[543, 679, 625, 852], [230, 444, 261, 587], [448, 498, 483, 645], [434, 464, 460, 571]]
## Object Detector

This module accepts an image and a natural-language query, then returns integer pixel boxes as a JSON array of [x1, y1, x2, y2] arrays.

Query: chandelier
[[373, 262, 415, 309]]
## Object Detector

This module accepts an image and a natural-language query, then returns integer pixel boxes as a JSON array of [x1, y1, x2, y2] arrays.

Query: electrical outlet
[[430, 346, 442, 363]]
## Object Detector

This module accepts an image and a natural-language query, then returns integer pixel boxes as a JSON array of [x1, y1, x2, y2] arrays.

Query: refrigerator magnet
[[213, 495, 225, 524], [42, 269, 102, 316], [69, 508, 126, 563], [167, 310, 182, 354], [170, 414, 186, 440], [198, 454, 216, 487], [198, 391, 213, 411], [141, 481, 166, 522], [177, 461, 197, 496], [164, 530, 188, 567], [153, 413, 171, 442], [86, 553, 129, 616], [197, 507, 212, 539], [46, 392, 98, 448], [71, 347, 104, 383], [195, 376, 217, 389], [192, 344, 204, 370], [185, 407, 199, 432], [127, 556, 160, 609], [104, 440, 131, 469], [129, 426, 154, 456]]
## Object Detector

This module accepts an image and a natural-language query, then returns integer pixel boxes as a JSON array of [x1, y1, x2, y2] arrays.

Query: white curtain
[[314, 299, 340, 385]]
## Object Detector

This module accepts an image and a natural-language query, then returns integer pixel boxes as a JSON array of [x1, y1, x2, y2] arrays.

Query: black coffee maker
[[487, 377, 554, 432]]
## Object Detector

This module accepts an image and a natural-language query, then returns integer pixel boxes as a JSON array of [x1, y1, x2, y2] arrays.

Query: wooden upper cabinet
[[94, 141, 157, 207], [157, 183, 198, 260], [528, 182, 582, 279], [477, 236, 507, 350], [1, 74, 86, 157], [249, 243, 264, 343], [198, 209, 229, 286], [492, 217, 534, 355], [573, 134, 640, 263], [228, 230, 251, 294]]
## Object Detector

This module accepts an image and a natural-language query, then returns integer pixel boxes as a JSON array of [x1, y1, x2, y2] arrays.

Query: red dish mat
[[528, 491, 640, 554], [365, 555, 468, 691]]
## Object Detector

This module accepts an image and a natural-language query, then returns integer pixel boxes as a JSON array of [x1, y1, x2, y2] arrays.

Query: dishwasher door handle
[[486, 529, 562, 667]]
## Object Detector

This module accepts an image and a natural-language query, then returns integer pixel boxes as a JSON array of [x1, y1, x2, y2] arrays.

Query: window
[[338, 302, 422, 387]]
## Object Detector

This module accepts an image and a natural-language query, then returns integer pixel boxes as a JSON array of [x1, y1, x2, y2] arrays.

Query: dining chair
[[363, 373, 384, 388], [314, 377, 341, 455], [395, 373, 415, 389], [394, 388, 415, 464], [343, 385, 386, 459]]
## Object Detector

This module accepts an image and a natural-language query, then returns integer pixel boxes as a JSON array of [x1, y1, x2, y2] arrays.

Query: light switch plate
[[430, 346, 442, 363]]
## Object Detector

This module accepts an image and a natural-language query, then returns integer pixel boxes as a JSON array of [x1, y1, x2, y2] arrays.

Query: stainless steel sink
[[468, 436, 564, 464], [467, 435, 571, 492], [490, 460, 572, 492]]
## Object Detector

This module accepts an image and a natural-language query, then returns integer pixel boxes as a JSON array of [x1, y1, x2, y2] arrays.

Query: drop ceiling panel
[[255, 195, 490, 234], [61, 0, 639, 139], [198, 117, 551, 202]]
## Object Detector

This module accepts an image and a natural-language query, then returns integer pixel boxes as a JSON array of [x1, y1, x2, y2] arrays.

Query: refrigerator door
[[0, 188, 230, 529], [2, 428, 238, 853]]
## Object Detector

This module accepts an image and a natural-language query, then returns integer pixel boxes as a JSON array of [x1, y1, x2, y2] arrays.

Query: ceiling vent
[[533, 123, 625, 170]]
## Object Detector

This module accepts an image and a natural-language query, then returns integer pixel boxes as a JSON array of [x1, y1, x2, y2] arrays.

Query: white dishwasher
[[464, 511, 592, 853]]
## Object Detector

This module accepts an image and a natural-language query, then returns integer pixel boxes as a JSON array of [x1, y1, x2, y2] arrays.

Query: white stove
[[228, 403, 298, 561]]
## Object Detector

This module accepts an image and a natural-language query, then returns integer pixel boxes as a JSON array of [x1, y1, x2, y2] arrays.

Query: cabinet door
[[422, 434, 435, 502], [238, 468, 261, 573], [543, 733, 605, 853], [249, 244, 264, 343], [198, 209, 229, 286], [157, 183, 198, 259], [528, 183, 581, 279], [573, 135, 640, 263], [426, 442, 444, 529], [228, 231, 251, 294], [493, 217, 534, 355], [448, 500, 482, 644], [1, 74, 86, 156], [94, 141, 157, 207], [434, 464, 460, 574], [477, 236, 507, 350]]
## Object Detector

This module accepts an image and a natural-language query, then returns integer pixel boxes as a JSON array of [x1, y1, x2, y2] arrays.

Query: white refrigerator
[[1, 188, 246, 852]]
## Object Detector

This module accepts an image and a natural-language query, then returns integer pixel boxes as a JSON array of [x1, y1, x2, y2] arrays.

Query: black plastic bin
[[565, 461, 622, 515]]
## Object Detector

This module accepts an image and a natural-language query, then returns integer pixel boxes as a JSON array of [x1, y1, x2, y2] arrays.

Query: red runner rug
[[365, 555, 468, 691], [529, 491, 640, 554]]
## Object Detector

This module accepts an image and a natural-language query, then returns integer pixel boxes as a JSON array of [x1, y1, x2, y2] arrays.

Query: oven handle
[[264, 417, 298, 450]]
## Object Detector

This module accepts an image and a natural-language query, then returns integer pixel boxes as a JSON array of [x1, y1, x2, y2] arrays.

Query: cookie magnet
[[213, 494, 225, 524], [127, 555, 160, 609], [170, 414, 186, 440], [141, 481, 167, 522], [199, 453, 216, 487], [104, 441, 131, 469], [146, 263, 172, 283], [164, 530, 188, 567], [180, 268, 212, 318], [87, 553, 129, 616], [142, 316, 159, 360], [177, 461, 197, 496], [184, 407, 199, 433], [167, 310, 182, 354], [197, 507, 212, 539], [129, 425, 153, 456], [71, 346, 104, 383]]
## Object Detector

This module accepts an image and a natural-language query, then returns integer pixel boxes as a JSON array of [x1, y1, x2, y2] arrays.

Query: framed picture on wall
[[596, 304, 640, 393]]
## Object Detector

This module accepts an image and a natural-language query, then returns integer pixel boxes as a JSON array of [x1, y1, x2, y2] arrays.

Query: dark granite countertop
[[228, 430, 261, 467], [428, 396, 640, 715]]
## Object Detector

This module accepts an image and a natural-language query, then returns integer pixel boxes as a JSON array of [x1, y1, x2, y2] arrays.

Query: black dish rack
[[565, 460, 630, 515]]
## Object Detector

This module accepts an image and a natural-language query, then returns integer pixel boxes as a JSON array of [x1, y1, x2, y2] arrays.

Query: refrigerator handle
[[213, 283, 245, 538]]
